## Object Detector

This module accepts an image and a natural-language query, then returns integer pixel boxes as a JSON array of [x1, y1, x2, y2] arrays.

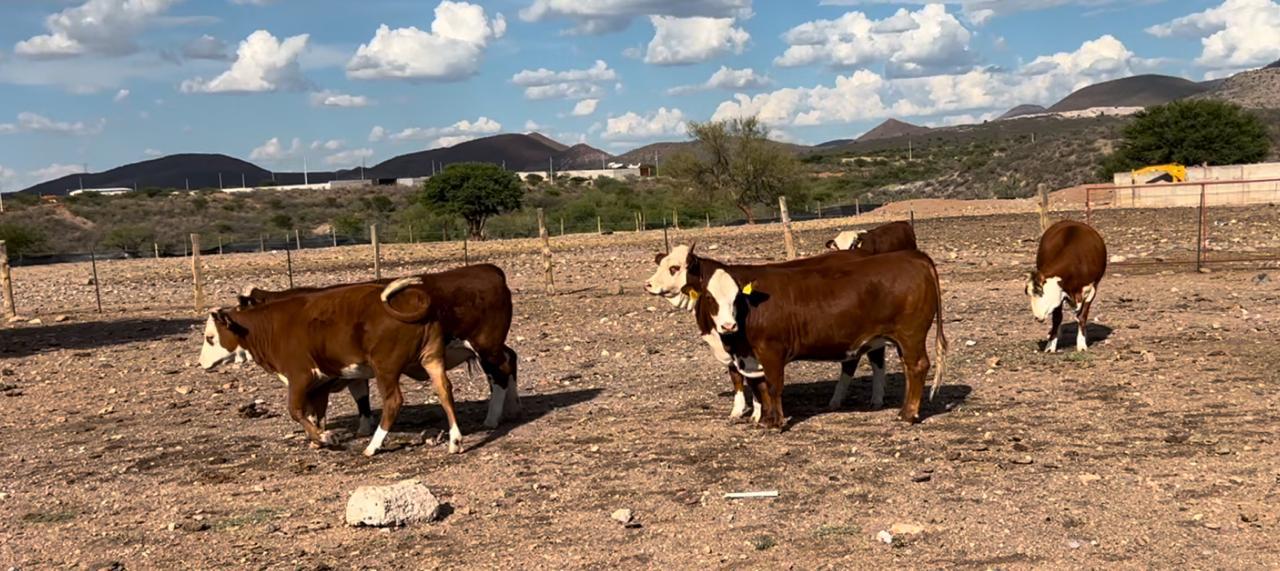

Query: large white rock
[[345, 479, 441, 527]]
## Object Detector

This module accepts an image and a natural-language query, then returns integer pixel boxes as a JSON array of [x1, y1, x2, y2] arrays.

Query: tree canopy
[[421, 162, 524, 239], [665, 116, 800, 223], [1099, 100, 1271, 179]]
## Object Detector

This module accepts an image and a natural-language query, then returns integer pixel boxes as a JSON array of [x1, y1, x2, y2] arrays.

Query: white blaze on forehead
[[645, 244, 692, 299], [831, 230, 863, 250], [706, 269, 740, 332]]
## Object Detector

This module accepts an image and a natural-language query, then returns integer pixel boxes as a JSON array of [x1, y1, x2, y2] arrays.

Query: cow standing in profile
[[698, 250, 947, 428], [1026, 220, 1107, 352]]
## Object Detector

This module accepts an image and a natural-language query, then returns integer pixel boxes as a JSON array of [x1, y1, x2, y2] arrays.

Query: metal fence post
[[1197, 183, 1207, 271], [90, 248, 102, 313], [538, 208, 554, 294], [190, 234, 203, 313]]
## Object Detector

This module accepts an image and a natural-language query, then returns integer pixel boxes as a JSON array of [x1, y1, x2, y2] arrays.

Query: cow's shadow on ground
[[726, 374, 973, 428], [1037, 322, 1113, 352], [0, 318, 197, 359], [331, 388, 603, 452]]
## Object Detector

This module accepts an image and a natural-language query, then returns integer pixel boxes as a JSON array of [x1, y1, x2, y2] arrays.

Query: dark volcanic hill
[[1267, 59, 1280, 70], [527, 132, 569, 152], [1048, 74, 1209, 112], [18, 154, 317, 196], [856, 119, 930, 143], [555, 143, 612, 170], [365, 133, 568, 178], [998, 104, 1048, 120]]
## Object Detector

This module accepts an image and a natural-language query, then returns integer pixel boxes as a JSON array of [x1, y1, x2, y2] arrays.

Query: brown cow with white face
[[825, 221, 918, 254], [1026, 220, 1107, 352], [700, 250, 948, 429], [645, 245, 890, 420]]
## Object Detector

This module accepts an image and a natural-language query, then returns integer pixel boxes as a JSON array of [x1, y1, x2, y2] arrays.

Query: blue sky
[[1, 0, 1278, 190]]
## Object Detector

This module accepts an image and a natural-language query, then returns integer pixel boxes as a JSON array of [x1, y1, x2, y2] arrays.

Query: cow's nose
[[719, 322, 737, 333]]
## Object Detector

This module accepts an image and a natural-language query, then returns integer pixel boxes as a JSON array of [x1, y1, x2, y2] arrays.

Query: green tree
[[103, 224, 155, 255], [524, 173, 544, 186], [269, 213, 293, 230], [1099, 100, 1271, 179], [333, 212, 364, 238], [0, 223, 46, 257], [421, 163, 523, 239], [667, 116, 801, 223]]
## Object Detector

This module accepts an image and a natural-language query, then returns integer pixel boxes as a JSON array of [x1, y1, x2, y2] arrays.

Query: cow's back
[[1037, 220, 1106, 290], [417, 264, 513, 342], [857, 221, 918, 254]]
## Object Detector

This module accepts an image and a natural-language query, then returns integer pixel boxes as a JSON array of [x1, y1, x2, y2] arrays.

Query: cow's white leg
[[1044, 306, 1064, 353], [1075, 324, 1088, 352], [751, 400, 762, 424], [363, 427, 388, 457], [483, 379, 505, 429], [448, 424, 463, 454], [1044, 337, 1059, 353], [730, 389, 748, 418]]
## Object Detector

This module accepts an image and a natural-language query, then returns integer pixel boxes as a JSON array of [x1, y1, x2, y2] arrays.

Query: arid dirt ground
[[2, 203, 1279, 570]]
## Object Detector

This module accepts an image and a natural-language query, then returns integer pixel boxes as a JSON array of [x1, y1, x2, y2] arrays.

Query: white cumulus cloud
[[777, 4, 974, 77], [310, 90, 371, 108], [310, 139, 344, 151], [113, 89, 130, 103], [572, 98, 600, 116], [603, 107, 686, 140], [1147, 0, 1280, 73], [180, 30, 311, 94], [347, 1, 506, 81], [377, 117, 502, 148], [645, 16, 749, 65], [249, 137, 302, 161], [519, 0, 753, 35], [182, 34, 231, 61], [325, 148, 374, 167], [667, 66, 772, 95], [714, 34, 1149, 127], [0, 112, 105, 136], [15, 0, 178, 59], [512, 60, 617, 100]]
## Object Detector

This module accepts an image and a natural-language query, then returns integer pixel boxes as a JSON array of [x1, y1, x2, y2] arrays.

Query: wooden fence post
[[295, 228, 301, 250], [331, 226, 337, 248], [597, 215, 602, 234], [537, 208, 554, 294], [705, 212, 710, 229], [463, 234, 470, 265], [259, 235, 265, 253], [285, 248, 294, 288], [673, 207, 679, 230], [1038, 183, 1050, 233], [856, 198, 861, 216], [0, 241, 15, 318], [910, 210, 915, 230], [779, 196, 796, 260], [217, 235, 224, 256], [154, 242, 160, 259], [663, 224, 670, 253], [371, 224, 382, 280], [1197, 183, 1207, 271], [90, 248, 102, 313], [634, 211, 641, 232], [560, 217, 565, 237], [190, 234, 203, 313], [817, 201, 823, 219]]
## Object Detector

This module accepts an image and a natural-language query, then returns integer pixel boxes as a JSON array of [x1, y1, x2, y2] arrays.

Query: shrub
[[1098, 100, 1271, 179]]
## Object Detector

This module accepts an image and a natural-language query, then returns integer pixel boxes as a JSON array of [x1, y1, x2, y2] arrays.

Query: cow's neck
[[235, 308, 286, 375]]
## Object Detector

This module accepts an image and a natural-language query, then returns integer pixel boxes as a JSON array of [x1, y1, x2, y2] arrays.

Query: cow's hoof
[[319, 430, 341, 447], [356, 418, 375, 437], [362, 445, 378, 457], [448, 440, 462, 454], [482, 417, 500, 430]]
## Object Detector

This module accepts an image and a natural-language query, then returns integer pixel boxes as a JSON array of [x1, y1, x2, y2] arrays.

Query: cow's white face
[[645, 245, 694, 309], [199, 314, 239, 370], [826, 230, 863, 251], [1026, 274, 1065, 321], [707, 269, 742, 334]]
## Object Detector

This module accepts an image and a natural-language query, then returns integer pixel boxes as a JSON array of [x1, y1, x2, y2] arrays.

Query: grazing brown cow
[[647, 246, 899, 420], [1026, 220, 1107, 352], [235, 267, 519, 431], [698, 250, 948, 429], [825, 220, 918, 253]]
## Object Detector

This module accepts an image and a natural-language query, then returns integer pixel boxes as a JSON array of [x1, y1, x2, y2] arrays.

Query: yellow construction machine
[[1130, 163, 1187, 184]]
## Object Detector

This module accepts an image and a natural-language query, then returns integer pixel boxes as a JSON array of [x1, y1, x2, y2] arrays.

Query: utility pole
[[908, 139, 913, 162], [654, 151, 659, 176], [360, 157, 366, 181], [241, 172, 246, 189], [185, 178, 189, 192], [218, 172, 223, 190], [303, 156, 309, 185], [549, 156, 554, 181]]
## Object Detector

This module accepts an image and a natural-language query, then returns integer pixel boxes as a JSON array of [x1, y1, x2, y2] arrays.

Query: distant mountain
[[1192, 67, 1280, 109], [815, 138, 856, 148], [998, 104, 1048, 120], [1266, 59, 1280, 70], [613, 139, 810, 166], [1048, 74, 1209, 113], [856, 119, 930, 143], [18, 154, 332, 196], [556, 143, 612, 170], [527, 132, 569, 152]]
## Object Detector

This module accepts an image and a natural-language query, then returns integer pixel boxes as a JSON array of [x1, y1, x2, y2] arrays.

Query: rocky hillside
[[1047, 74, 1209, 112], [1192, 68, 1280, 109]]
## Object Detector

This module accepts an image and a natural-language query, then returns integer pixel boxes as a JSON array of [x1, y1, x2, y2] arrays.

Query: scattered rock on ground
[[345, 479, 442, 527]]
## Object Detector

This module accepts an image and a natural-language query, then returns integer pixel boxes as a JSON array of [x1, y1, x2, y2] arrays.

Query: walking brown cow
[[1026, 220, 1107, 352]]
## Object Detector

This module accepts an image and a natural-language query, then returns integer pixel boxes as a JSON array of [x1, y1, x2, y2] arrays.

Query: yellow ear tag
[[688, 290, 699, 301], [742, 283, 754, 295]]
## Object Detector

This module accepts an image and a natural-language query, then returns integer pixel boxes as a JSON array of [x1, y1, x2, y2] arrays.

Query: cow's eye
[[668, 265, 680, 275], [205, 335, 214, 344]]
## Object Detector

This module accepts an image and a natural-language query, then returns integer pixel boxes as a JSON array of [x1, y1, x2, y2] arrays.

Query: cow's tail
[[380, 277, 431, 323], [928, 259, 948, 401]]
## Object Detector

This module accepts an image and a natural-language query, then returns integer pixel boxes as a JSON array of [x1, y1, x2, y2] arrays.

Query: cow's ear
[[214, 310, 248, 337], [653, 252, 665, 265], [680, 284, 699, 299], [825, 239, 837, 250], [237, 295, 256, 308]]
